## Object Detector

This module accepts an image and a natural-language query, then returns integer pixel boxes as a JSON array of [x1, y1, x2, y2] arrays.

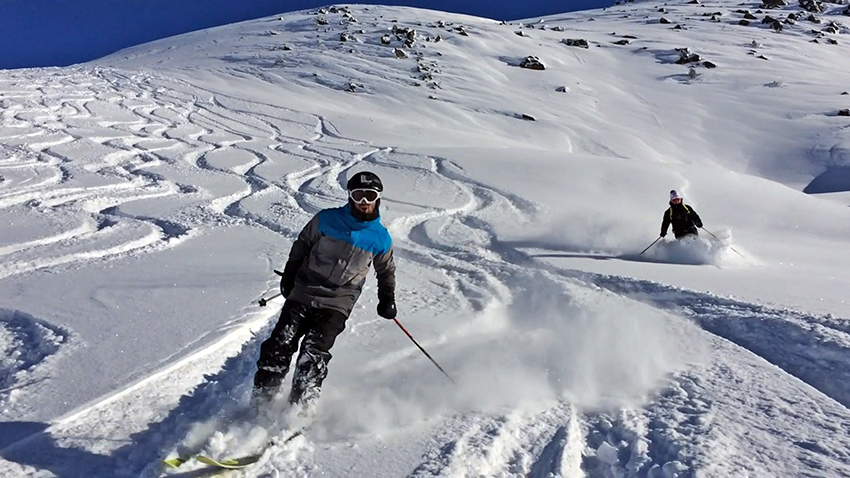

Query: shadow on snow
[[0, 323, 273, 477]]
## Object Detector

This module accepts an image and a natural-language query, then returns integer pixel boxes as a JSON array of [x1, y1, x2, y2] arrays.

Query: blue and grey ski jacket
[[284, 205, 395, 316]]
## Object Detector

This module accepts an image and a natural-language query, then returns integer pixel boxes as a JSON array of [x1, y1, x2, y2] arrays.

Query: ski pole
[[258, 269, 285, 306], [393, 318, 456, 385], [640, 237, 662, 255], [258, 293, 281, 307], [700, 228, 745, 258]]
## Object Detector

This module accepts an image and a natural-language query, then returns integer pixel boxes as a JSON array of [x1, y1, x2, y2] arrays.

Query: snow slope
[[1, 2, 849, 477]]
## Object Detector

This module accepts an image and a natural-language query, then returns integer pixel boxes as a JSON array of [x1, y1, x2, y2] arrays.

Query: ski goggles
[[349, 188, 381, 204]]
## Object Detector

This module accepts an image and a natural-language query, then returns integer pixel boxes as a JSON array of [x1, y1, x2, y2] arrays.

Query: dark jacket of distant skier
[[661, 190, 703, 239], [253, 171, 396, 410]]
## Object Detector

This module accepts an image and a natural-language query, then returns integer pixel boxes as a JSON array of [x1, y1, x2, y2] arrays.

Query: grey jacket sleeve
[[281, 215, 321, 295], [289, 215, 321, 264], [374, 245, 396, 301]]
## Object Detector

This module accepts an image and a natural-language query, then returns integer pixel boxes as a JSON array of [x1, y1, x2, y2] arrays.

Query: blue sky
[[1, 0, 610, 70]]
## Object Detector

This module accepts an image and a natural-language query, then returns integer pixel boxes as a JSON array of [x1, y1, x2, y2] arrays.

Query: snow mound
[[806, 141, 850, 194], [0, 309, 70, 415], [805, 166, 850, 194]]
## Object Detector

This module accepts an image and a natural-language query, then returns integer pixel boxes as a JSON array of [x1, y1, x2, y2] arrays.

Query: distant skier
[[253, 171, 396, 411], [660, 189, 703, 239]]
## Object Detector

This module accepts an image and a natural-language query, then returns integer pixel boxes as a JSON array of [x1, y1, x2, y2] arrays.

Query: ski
[[160, 456, 189, 469], [192, 430, 303, 471], [196, 453, 263, 469], [156, 407, 266, 470]]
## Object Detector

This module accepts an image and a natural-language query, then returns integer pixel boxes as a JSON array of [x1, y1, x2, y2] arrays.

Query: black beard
[[348, 198, 380, 221]]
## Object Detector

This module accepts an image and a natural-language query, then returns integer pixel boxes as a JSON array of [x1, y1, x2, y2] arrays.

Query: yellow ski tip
[[160, 457, 187, 469]]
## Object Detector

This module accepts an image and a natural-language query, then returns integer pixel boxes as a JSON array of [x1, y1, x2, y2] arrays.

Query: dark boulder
[[519, 56, 546, 70], [799, 0, 824, 13], [562, 39, 590, 48], [675, 48, 701, 64]]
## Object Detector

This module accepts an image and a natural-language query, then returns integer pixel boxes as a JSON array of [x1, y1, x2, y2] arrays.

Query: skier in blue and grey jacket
[[253, 171, 396, 409]]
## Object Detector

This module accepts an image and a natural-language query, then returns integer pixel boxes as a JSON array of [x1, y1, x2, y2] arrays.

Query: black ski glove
[[660, 231, 667, 238], [279, 262, 298, 298], [280, 276, 292, 298], [694, 220, 703, 228], [377, 295, 397, 319]]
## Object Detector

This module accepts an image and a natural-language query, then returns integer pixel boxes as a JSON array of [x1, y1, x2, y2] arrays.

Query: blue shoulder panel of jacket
[[317, 206, 392, 256]]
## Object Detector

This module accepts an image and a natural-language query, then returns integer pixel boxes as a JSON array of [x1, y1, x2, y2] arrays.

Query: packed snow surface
[[1, 1, 850, 477]]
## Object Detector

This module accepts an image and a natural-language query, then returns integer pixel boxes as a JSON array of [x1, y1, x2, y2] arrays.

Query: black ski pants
[[674, 227, 698, 239], [254, 299, 347, 405]]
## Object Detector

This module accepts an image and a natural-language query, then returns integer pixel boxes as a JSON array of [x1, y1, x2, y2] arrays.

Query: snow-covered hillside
[[1, 2, 849, 477]]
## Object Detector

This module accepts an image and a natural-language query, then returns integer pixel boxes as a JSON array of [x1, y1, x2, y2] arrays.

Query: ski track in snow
[[1, 5, 850, 478]]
